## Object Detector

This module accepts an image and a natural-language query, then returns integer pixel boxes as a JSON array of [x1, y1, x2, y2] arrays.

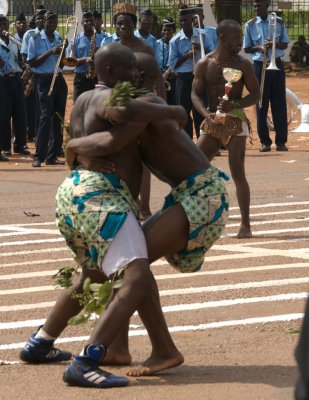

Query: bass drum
[[267, 88, 301, 131]]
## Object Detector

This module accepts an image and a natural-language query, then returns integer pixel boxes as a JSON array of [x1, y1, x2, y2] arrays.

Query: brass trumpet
[[48, 16, 77, 96], [63, 16, 79, 67]]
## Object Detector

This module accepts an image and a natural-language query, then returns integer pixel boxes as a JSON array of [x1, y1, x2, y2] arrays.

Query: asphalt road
[[0, 137, 309, 399]]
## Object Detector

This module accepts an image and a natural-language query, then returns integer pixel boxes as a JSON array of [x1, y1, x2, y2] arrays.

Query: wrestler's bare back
[[137, 96, 210, 187], [71, 87, 143, 198], [202, 52, 253, 112]]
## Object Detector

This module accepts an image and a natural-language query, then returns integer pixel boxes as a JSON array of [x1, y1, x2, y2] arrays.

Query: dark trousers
[[295, 296, 309, 400], [165, 76, 176, 106], [25, 80, 37, 141], [254, 58, 288, 146], [175, 72, 204, 139], [0, 76, 6, 151], [73, 73, 97, 102], [34, 74, 67, 162], [3, 74, 27, 151]]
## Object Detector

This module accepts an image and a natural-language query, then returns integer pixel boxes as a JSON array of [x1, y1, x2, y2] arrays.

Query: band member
[[194, 4, 217, 51], [168, 5, 212, 139], [68, 11, 104, 101], [155, 17, 176, 105], [21, 8, 47, 142], [14, 12, 27, 42], [244, 0, 289, 152], [134, 9, 157, 49], [0, 15, 29, 157], [28, 11, 67, 167], [93, 10, 106, 41], [0, 21, 10, 161]]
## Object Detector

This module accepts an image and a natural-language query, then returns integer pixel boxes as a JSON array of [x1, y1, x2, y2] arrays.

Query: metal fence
[[5, 0, 309, 41]]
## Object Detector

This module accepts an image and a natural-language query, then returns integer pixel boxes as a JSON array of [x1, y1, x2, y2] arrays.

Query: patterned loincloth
[[55, 168, 140, 271], [162, 166, 229, 273]]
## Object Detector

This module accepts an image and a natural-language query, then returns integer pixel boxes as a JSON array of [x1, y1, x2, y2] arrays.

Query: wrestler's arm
[[103, 97, 187, 128], [66, 122, 146, 169], [191, 58, 212, 123]]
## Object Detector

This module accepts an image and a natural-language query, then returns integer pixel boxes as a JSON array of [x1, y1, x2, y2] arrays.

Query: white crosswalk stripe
[[0, 200, 308, 357]]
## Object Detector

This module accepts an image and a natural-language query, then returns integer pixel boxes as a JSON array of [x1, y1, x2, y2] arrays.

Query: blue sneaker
[[20, 334, 72, 364], [63, 344, 129, 388]]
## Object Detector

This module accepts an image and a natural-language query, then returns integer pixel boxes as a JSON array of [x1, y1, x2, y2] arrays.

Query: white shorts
[[101, 211, 148, 278]]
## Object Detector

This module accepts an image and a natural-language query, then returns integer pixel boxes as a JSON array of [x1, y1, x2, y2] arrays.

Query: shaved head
[[135, 52, 161, 87], [94, 43, 136, 81]]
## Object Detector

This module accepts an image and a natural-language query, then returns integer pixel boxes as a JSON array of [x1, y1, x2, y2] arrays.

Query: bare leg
[[88, 259, 153, 347], [138, 164, 152, 221], [100, 321, 132, 366], [196, 134, 221, 162], [104, 204, 189, 374], [124, 203, 188, 375], [227, 136, 252, 239]]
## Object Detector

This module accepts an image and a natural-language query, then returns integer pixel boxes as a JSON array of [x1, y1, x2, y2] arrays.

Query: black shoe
[[276, 144, 288, 151], [14, 148, 31, 156], [2, 151, 12, 157], [0, 153, 9, 161], [32, 159, 41, 168], [57, 149, 65, 157], [45, 158, 65, 165], [259, 144, 271, 152]]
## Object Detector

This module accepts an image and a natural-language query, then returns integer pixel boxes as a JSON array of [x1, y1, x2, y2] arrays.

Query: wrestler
[[66, 51, 229, 376], [20, 44, 186, 388], [192, 19, 260, 239]]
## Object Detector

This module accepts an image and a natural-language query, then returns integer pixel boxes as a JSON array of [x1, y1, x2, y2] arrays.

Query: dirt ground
[[0, 72, 309, 400]]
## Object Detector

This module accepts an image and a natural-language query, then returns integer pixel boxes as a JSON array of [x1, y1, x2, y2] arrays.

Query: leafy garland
[[53, 266, 124, 325], [105, 81, 148, 106]]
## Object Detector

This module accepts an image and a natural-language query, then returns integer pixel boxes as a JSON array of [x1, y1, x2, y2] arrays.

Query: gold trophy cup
[[214, 68, 243, 123]]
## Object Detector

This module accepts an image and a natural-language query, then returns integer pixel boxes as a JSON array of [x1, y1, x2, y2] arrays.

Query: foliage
[[53, 266, 78, 288], [68, 271, 124, 325], [53, 264, 124, 326], [105, 81, 148, 106]]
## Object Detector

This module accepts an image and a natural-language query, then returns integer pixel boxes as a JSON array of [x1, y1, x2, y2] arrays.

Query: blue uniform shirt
[[101, 32, 120, 47], [134, 29, 156, 48], [155, 38, 170, 70], [0, 39, 11, 76], [21, 28, 37, 57], [27, 29, 63, 74], [168, 27, 211, 72], [8, 39, 22, 73], [67, 32, 103, 73], [244, 14, 289, 61], [203, 25, 217, 51]]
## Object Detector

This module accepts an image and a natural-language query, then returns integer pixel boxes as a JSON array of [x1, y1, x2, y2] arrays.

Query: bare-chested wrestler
[[19, 43, 186, 388], [101, 2, 166, 220], [66, 51, 229, 377], [192, 19, 260, 239]]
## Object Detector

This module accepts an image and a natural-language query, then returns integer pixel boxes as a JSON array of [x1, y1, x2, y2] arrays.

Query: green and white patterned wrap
[[163, 166, 229, 273], [55, 168, 140, 271]]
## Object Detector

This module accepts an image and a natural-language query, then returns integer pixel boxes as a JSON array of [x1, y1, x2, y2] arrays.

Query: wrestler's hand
[[217, 97, 233, 113], [65, 145, 77, 170], [76, 154, 116, 173]]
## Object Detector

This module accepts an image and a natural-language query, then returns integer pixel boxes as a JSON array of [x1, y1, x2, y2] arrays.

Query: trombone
[[259, 12, 279, 108], [63, 16, 79, 67], [48, 16, 77, 96], [192, 14, 205, 71]]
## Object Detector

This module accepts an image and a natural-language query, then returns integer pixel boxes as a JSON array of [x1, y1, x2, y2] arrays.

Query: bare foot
[[126, 353, 184, 376], [100, 351, 132, 366], [237, 225, 252, 239]]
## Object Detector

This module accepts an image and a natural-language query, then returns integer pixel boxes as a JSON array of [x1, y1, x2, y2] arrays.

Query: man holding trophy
[[192, 19, 260, 239]]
